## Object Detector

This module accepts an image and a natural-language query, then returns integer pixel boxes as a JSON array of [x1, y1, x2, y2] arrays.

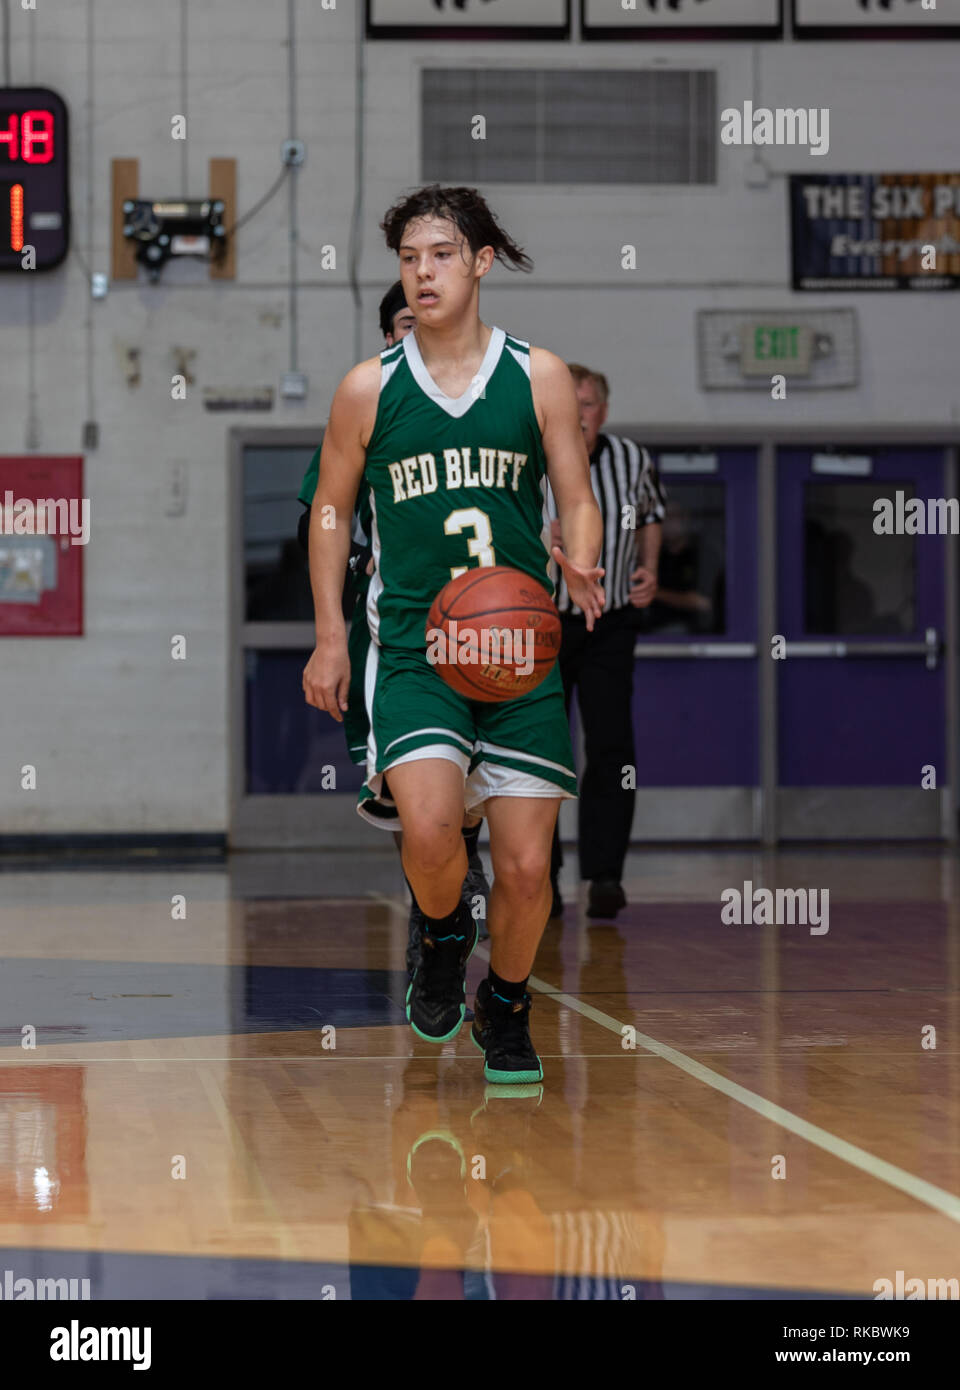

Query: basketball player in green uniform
[[297, 286, 414, 781], [303, 185, 603, 1083], [296, 282, 488, 974]]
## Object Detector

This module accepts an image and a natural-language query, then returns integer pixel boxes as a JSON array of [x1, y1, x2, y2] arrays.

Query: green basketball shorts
[[356, 642, 577, 830]]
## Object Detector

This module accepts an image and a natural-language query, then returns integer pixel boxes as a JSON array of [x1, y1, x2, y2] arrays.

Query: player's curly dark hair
[[380, 185, 533, 272]]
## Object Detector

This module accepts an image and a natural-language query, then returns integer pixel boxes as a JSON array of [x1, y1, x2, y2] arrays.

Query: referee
[[545, 365, 666, 920]]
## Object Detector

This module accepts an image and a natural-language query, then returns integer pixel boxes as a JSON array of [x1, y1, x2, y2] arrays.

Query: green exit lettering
[[754, 326, 799, 360]]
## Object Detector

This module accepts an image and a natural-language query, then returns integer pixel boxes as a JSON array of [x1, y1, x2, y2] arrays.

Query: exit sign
[[739, 321, 813, 376]]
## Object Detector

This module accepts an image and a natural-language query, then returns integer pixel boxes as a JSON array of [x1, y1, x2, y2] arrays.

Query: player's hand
[[551, 546, 605, 631], [303, 636, 350, 722], [628, 565, 657, 608]]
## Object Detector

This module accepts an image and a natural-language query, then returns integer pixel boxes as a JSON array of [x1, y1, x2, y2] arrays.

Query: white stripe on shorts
[[384, 727, 474, 758], [474, 739, 576, 780]]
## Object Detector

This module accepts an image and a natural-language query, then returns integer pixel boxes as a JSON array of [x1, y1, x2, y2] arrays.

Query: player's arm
[[530, 347, 605, 629], [302, 358, 379, 720]]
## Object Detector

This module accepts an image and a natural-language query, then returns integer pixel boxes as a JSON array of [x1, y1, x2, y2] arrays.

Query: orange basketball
[[425, 565, 561, 703]]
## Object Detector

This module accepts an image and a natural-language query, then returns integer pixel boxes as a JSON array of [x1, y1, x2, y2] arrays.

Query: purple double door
[[776, 448, 948, 839], [624, 445, 951, 841]]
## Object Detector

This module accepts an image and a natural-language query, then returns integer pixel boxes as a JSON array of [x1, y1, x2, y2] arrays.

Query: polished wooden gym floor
[[1, 847, 957, 1299]]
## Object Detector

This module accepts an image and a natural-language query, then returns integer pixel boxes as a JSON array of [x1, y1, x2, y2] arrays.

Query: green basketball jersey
[[298, 445, 373, 545], [364, 326, 552, 650], [297, 448, 320, 508]]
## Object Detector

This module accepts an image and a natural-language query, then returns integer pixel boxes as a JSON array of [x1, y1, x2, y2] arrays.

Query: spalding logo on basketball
[[425, 565, 561, 703]]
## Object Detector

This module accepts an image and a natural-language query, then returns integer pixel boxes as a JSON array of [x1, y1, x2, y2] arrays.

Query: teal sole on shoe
[[483, 1059, 544, 1084], [409, 1009, 465, 1044], [405, 923, 479, 1043], [471, 1002, 543, 1082], [473, 1027, 543, 1083]]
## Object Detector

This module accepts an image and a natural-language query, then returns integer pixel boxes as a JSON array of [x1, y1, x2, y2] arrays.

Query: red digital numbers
[[0, 110, 55, 164], [0, 114, 17, 161], [10, 184, 23, 251]]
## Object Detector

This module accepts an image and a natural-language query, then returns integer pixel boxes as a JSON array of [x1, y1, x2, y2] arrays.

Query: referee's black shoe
[[587, 879, 627, 919]]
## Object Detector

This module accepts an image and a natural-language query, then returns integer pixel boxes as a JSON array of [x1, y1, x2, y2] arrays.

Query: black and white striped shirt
[[545, 434, 666, 616]]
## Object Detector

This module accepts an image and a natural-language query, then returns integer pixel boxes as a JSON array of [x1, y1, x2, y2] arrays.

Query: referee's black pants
[[550, 606, 637, 885]]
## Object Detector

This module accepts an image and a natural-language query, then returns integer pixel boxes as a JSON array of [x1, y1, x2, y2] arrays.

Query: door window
[[642, 481, 727, 636], [804, 482, 916, 636], [244, 446, 316, 622]]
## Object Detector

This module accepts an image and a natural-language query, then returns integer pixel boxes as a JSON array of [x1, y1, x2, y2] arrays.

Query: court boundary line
[[372, 888, 960, 1222], [471, 944, 960, 1226], [368, 891, 960, 1222]]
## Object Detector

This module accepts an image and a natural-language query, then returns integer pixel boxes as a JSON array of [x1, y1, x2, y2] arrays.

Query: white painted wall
[[0, 1, 955, 835], [363, 34, 960, 424]]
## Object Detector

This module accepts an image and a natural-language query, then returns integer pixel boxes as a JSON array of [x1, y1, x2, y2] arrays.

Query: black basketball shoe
[[406, 902, 478, 1043], [471, 977, 543, 1084]]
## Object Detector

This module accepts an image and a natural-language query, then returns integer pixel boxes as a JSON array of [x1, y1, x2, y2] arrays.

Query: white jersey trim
[[505, 338, 531, 379], [380, 344, 404, 395], [403, 325, 506, 419], [366, 492, 383, 645]]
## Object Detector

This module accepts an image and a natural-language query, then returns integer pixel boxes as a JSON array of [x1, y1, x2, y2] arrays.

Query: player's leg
[[387, 757, 479, 1043], [471, 795, 559, 1085], [466, 661, 577, 1083], [358, 628, 487, 959], [359, 639, 486, 1040], [485, 795, 559, 978], [387, 757, 467, 918], [396, 813, 489, 958], [346, 612, 430, 973]]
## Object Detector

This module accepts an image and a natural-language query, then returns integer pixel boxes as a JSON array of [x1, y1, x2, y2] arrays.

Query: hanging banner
[[583, 0, 782, 38], [793, 0, 960, 39], [0, 456, 84, 637], [366, 0, 570, 39], [790, 174, 960, 291]]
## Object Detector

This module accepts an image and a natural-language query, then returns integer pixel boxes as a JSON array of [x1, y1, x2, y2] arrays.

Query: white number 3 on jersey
[[444, 507, 496, 579]]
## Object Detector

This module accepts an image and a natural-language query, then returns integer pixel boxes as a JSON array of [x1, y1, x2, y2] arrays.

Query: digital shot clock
[[0, 87, 69, 271]]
